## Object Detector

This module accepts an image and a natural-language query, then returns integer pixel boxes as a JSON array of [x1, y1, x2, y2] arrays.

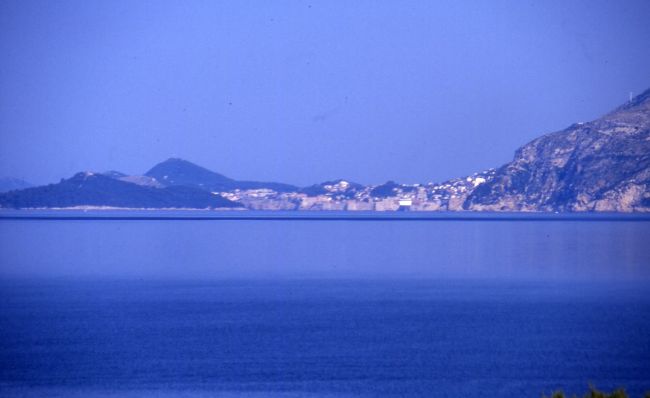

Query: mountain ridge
[[0, 172, 241, 209], [0, 177, 32, 193], [145, 158, 299, 193], [1, 89, 648, 211], [464, 88, 650, 212]]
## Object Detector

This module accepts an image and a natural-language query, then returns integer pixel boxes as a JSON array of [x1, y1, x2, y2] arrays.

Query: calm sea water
[[0, 211, 649, 397]]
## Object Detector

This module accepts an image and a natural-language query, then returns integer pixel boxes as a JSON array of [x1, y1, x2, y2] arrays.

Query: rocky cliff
[[464, 89, 650, 212]]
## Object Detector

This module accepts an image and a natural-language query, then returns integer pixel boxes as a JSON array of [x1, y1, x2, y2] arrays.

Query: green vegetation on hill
[[146, 157, 298, 192], [0, 172, 241, 209]]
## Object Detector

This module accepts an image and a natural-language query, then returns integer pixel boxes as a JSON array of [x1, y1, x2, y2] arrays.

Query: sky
[[1, 0, 649, 187]]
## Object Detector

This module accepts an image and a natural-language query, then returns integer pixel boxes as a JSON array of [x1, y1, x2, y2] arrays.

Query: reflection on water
[[0, 213, 649, 397], [0, 211, 648, 280]]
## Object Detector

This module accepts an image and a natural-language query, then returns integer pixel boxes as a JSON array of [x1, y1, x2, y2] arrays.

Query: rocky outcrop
[[464, 89, 650, 212]]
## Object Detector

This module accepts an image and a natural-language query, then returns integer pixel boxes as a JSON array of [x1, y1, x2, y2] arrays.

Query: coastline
[[1, 208, 649, 221]]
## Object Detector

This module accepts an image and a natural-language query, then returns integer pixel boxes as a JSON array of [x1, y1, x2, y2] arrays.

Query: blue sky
[[1, 0, 649, 186]]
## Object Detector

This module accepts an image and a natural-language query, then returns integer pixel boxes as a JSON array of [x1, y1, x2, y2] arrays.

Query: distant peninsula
[[1, 89, 649, 212]]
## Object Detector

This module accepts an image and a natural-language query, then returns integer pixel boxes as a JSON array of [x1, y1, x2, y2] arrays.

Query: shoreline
[[1, 208, 649, 221]]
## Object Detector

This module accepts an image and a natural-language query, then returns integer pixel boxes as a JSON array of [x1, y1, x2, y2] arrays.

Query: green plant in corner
[[542, 385, 634, 398], [583, 384, 628, 398]]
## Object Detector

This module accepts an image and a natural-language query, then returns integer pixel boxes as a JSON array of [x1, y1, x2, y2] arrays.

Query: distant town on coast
[[1, 88, 649, 213]]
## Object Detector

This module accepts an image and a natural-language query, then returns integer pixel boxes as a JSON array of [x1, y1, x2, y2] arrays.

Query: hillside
[[464, 89, 650, 212], [1, 90, 648, 212], [145, 158, 298, 192], [0, 177, 31, 193], [0, 172, 241, 209]]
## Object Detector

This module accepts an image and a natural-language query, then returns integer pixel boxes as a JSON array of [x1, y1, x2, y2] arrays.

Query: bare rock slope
[[464, 89, 650, 212]]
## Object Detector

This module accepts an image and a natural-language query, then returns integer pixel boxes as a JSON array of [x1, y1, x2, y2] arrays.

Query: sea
[[0, 211, 649, 397]]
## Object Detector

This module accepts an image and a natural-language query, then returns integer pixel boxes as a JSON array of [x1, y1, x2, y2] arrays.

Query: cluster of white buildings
[[217, 170, 496, 211]]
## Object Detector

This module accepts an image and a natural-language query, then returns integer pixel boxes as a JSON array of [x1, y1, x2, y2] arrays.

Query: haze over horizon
[[1, 0, 649, 186]]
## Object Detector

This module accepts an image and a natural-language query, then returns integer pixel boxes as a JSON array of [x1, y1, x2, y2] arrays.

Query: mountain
[[370, 181, 403, 198], [101, 171, 163, 188], [102, 170, 127, 179], [0, 172, 241, 209], [2, 89, 647, 212], [0, 177, 32, 193], [301, 179, 365, 198], [464, 89, 650, 212], [145, 158, 298, 192]]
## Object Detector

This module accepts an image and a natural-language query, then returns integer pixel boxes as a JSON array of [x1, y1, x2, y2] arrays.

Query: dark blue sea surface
[[0, 280, 649, 397], [0, 211, 649, 397]]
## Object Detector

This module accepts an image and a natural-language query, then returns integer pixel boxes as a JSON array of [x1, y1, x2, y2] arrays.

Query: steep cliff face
[[464, 89, 650, 212]]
